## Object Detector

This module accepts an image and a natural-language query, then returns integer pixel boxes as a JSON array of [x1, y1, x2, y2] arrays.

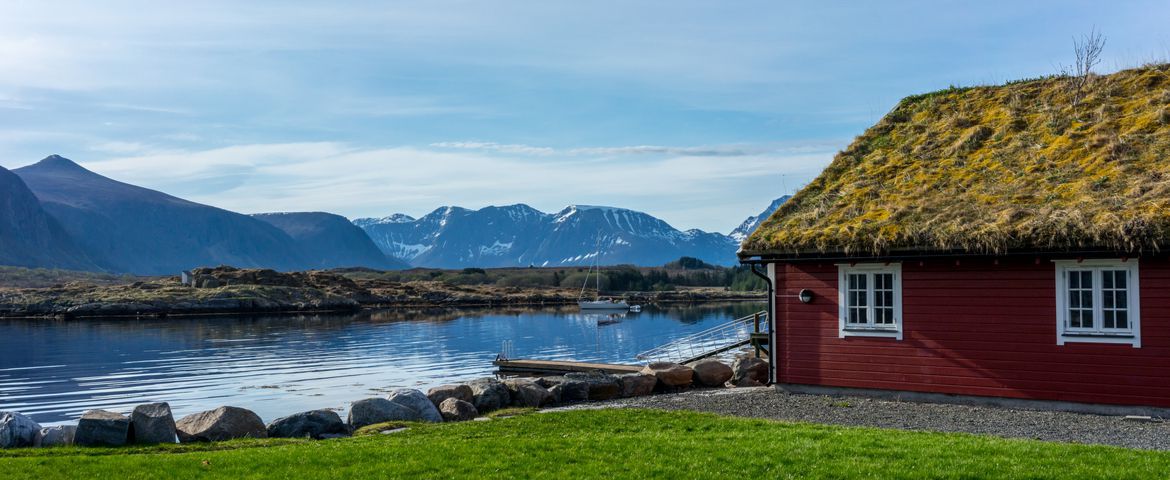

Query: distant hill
[[355, 204, 741, 268], [253, 212, 409, 270], [13, 155, 310, 275], [0, 165, 99, 271], [730, 195, 790, 242]]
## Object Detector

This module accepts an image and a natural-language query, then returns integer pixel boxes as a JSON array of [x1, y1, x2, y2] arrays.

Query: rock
[[194, 275, 221, 288], [692, 360, 734, 387], [552, 380, 590, 403], [503, 379, 553, 407], [535, 377, 565, 389], [617, 373, 657, 397], [438, 398, 478, 422], [131, 402, 177, 444], [35, 425, 76, 447], [426, 384, 474, 407], [267, 410, 348, 439], [640, 361, 694, 387], [468, 378, 511, 413], [75, 410, 131, 447], [347, 398, 417, 429], [175, 406, 267, 442], [386, 389, 443, 423], [733, 357, 769, 385], [0, 411, 41, 448], [564, 372, 621, 401], [733, 377, 765, 388]]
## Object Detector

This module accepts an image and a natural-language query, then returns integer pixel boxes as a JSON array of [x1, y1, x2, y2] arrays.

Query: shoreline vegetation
[[0, 260, 766, 319]]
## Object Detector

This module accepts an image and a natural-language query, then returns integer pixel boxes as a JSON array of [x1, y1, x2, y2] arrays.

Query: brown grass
[[742, 64, 1170, 257]]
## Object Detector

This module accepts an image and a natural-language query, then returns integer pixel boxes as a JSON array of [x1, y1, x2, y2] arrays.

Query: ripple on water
[[0, 302, 764, 424]]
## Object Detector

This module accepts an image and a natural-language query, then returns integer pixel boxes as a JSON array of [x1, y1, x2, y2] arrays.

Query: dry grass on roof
[[742, 64, 1170, 257]]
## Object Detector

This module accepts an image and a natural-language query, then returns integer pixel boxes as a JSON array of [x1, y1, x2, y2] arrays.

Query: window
[[837, 263, 902, 339], [1054, 259, 1140, 347]]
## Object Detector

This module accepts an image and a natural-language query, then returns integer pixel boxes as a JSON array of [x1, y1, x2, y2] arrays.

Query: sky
[[1, 1, 1169, 233]]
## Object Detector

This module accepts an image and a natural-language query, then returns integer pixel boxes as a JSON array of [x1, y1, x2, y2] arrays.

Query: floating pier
[[493, 358, 643, 376]]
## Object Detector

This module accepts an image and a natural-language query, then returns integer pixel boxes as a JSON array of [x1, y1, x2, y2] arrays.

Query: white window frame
[[1054, 259, 1141, 348], [837, 263, 903, 340]]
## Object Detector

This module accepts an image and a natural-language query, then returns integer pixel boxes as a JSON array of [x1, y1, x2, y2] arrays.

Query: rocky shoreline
[[0, 266, 764, 319], [0, 358, 768, 449]]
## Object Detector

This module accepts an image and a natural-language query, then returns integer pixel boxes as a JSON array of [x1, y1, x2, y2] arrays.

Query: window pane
[[1116, 290, 1127, 309], [1116, 310, 1128, 329], [1103, 310, 1115, 329]]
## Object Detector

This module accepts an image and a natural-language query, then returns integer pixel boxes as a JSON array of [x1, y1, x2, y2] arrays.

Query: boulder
[[35, 425, 76, 447], [75, 410, 131, 447], [503, 379, 553, 407], [0, 411, 41, 448], [535, 377, 565, 389], [640, 361, 694, 387], [733, 377, 765, 388], [733, 357, 769, 385], [438, 398, 478, 422], [267, 410, 348, 439], [387, 389, 443, 423], [131, 402, 177, 444], [348, 398, 418, 429], [617, 373, 657, 397], [551, 380, 589, 403], [564, 372, 621, 401], [426, 384, 474, 407], [692, 360, 734, 387], [175, 406, 266, 442], [467, 378, 511, 413]]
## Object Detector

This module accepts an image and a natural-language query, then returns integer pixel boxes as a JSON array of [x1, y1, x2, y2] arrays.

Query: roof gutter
[[739, 248, 1144, 264], [748, 263, 776, 385]]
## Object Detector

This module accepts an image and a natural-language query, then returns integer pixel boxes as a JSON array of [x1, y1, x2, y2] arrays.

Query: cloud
[[82, 141, 836, 232], [430, 142, 760, 157]]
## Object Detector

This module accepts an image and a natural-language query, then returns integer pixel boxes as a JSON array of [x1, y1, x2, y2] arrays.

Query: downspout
[[749, 263, 777, 385]]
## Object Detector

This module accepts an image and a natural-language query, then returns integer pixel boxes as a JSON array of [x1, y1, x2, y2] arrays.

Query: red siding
[[774, 256, 1170, 408]]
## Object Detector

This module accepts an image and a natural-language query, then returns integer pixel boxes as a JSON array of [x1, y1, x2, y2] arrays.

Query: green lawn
[[2, 409, 1166, 479]]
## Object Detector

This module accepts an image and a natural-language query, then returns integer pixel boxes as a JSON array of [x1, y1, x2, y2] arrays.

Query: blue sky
[[1, 1, 1168, 232]]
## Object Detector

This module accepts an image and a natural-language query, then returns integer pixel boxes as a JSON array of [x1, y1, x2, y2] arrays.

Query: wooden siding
[[774, 256, 1170, 408]]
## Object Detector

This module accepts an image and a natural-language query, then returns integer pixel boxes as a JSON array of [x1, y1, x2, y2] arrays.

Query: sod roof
[[741, 65, 1170, 258]]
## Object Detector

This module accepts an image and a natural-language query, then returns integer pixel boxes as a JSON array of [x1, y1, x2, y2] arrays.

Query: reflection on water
[[0, 302, 763, 424]]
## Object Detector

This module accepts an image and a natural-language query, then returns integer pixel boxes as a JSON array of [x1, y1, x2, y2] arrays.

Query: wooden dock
[[493, 358, 643, 376]]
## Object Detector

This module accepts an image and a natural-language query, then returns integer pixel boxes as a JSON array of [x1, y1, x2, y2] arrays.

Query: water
[[0, 302, 764, 424]]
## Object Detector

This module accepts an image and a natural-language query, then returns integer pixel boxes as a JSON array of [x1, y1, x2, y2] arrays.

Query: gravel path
[[549, 387, 1170, 451]]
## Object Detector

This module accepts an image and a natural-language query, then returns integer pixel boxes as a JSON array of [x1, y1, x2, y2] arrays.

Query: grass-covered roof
[[742, 64, 1170, 258]]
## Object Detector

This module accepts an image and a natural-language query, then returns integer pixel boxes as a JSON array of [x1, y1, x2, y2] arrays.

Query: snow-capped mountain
[[730, 195, 791, 242], [355, 204, 742, 268]]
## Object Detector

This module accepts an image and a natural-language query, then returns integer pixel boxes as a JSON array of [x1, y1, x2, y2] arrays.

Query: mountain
[[0, 165, 99, 270], [252, 212, 409, 270], [13, 155, 310, 275], [355, 204, 740, 268], [730, 195, 791, 242]]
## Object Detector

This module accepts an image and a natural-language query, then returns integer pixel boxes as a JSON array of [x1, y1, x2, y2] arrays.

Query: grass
[[2, 409, 1168, 479], [743, 63, 1170, 256]]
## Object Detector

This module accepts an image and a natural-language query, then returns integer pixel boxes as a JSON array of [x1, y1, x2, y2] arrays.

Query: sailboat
[[578, 234, 631, 311]]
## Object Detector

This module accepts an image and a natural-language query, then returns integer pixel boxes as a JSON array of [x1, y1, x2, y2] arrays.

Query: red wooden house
[[739, 65, 1170, 413]]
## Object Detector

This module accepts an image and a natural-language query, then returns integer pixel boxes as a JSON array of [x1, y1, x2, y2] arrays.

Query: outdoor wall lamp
[[798, 289, 814, 303]]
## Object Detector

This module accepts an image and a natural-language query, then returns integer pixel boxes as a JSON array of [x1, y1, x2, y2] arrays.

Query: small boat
[[577, 233, 632, 312], [579, 299, 630, 310], [628, 305, 642, 313]]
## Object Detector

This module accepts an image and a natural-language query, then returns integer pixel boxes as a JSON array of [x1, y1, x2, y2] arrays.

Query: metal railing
[[636, 311, 768, 364]]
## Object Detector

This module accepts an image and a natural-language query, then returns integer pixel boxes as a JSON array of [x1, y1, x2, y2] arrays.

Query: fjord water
[[0, 302, 763, 424]]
